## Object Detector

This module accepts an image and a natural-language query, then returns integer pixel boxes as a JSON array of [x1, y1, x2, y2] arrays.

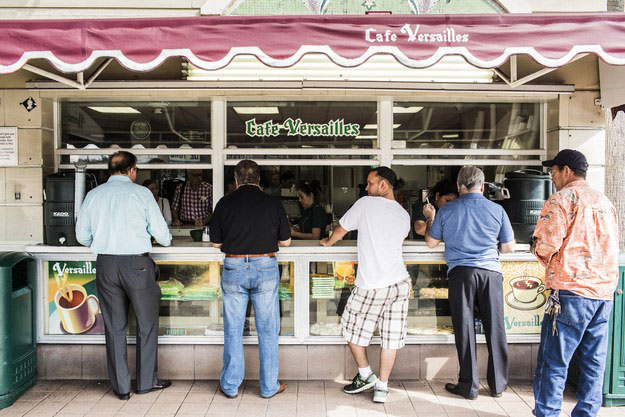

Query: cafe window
[[226, 101, 378, 149], [393, 102, 542, 150], [58, 101, 213, 171], [61, 101, 212, 149]]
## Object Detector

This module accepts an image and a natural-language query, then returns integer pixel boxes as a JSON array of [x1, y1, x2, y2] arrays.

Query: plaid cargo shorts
[[340, 278, 411, 349]]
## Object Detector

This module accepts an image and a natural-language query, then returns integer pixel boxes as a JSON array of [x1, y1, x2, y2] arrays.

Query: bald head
[[109, 151, 137, 176]]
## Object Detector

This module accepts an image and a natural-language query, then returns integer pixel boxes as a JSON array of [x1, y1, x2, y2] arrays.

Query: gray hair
[[457, 166, 485, 192]]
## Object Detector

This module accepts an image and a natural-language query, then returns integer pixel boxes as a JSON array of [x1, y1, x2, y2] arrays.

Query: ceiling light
[[87, 106, 140, 114], [363, 124, 401, 129], [442, 134, 459, 138], [233, 106, 280, 115], [355, 135, 377, 139], [393, 106, 423, 114]]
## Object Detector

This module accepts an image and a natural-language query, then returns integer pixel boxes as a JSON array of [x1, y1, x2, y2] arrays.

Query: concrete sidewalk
[[1, 379, 624, 417]]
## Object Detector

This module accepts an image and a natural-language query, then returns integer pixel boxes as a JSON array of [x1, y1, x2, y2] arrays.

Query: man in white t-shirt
[[321, 167, 410, 404]]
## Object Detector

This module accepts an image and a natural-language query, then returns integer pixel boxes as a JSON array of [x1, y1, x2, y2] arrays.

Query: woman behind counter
[[143, 179, 173, 225], [413, 178, 458, 238], [290, 181, 329, 240]]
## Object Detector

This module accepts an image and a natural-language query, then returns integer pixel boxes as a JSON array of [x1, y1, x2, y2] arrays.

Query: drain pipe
[[74, 162, 87, 220]]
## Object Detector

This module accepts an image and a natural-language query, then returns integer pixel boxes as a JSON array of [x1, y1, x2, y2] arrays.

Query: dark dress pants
[[96, 254, 161, 394], [448, 266, 508, 397]]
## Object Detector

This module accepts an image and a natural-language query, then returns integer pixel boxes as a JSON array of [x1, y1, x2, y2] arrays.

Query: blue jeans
[[533, 290, 612, 417], [220, 256, 281, 398]]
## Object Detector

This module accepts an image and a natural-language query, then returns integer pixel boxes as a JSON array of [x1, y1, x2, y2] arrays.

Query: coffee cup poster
[[502, 262, 549, 334], [47, 261, 103, 335]]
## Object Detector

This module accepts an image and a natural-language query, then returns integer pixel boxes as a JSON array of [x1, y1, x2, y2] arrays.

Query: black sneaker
[[343, 373, 378, 394]]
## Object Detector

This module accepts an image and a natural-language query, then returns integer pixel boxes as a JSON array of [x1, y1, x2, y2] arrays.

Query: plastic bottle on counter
[[474, 318, 483, 335], [202, 226, 210, 242]]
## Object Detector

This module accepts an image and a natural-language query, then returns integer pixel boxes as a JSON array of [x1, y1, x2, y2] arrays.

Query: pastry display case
[[308, 261, 454, 339], [31, 241, 545, 344]]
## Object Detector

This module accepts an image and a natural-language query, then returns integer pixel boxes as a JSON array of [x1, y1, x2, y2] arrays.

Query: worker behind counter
[[413, 179, 458, 239], [171, 169, 213, 227], [290, 181, 329, 240]]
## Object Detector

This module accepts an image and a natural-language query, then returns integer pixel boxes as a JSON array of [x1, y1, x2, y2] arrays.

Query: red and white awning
[[2, 13, 625, 75]]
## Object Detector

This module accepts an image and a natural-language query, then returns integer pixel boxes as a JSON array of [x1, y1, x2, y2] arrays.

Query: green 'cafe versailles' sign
[[245, 118, 361, 138]]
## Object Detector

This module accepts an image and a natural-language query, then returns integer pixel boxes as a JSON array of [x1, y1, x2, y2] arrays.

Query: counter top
[[24, 239, 534, 260]]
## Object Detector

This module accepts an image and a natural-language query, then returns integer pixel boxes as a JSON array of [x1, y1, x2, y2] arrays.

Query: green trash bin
[[0, 252, 37, 409], [568, 252, 625, 407]]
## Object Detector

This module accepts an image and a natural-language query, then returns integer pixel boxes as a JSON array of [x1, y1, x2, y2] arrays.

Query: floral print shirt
[[532, 180, 619, 300]]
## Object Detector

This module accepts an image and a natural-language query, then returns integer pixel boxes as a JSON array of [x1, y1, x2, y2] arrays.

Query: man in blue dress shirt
[[76, 151, 172, 400], [424, 166, 516, 400]]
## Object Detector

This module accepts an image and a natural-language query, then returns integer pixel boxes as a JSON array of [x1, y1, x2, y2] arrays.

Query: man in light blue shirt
[[424, 166, 515, 401], [76, 151, 172, 400]]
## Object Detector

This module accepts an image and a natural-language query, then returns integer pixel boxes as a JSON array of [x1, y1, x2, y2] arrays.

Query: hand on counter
[[423, 203, 436, 220], [320, 237, 332, 247], [290, 225, 301, 239], [173, 218, 182, 227]]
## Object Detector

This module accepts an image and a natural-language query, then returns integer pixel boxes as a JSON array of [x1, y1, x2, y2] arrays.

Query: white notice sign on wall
[[0, 127, 18, 166]]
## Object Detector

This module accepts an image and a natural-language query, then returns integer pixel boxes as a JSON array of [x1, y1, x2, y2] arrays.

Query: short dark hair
[[234, 159, 260, 185], [428, 179, 458, 200], [556, 165, 587, 179], [370, 166, 405, 190], [280, 170, 295, 183], [142, 178, 157, 188], [109, 151, 137, 175]]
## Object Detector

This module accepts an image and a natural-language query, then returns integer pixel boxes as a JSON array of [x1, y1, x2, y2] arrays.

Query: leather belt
[[225, 253, 276, 258], [98, 253, 149, 257]]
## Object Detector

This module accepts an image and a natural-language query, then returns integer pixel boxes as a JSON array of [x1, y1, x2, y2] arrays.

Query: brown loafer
[[263, 382, 286, 398]]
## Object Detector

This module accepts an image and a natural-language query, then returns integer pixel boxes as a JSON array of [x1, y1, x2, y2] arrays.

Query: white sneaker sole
[[373, 391, 389, 403]]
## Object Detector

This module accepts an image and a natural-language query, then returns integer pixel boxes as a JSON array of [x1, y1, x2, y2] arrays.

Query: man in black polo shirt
[[210, 159, 291, 399]]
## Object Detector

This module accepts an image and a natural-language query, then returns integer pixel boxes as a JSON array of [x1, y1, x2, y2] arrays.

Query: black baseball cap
[[541, 149, 589, 172]]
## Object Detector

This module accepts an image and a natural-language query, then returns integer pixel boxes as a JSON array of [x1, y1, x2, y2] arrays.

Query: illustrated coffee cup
[[510, 276, 545, 304], [54, 284, 100, 334]]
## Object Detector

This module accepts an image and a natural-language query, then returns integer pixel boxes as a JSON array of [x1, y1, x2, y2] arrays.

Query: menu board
[[502, 261, 548, 334], [0, 127, 17, 166]]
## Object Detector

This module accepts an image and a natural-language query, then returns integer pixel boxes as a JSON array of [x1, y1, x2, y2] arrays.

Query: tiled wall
[[37, 344, 537, 381], [548, 92, 607, 192], [0, 90, 54, 244]]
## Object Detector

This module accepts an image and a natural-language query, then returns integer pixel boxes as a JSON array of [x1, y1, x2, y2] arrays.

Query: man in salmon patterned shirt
[[531, 149, 619, 417]]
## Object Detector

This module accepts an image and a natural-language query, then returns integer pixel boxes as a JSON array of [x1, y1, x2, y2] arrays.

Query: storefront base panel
[[36, 343, 537, 381]]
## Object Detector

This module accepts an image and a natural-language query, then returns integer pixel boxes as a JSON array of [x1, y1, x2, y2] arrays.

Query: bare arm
[[499, 240, 516, 253], [414, 220, 426, 236], [279, 238, 292, 247], [212, 243, 222, 249], [172, 208, 182, 226], [424, 225, 442, 248], [422, 203, 441, 248], [291, 227, 322, 240], [320, 225, 348, 247]]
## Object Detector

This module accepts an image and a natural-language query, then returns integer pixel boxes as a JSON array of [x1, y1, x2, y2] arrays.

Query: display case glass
[[44, 260, 295, 338], [308, 259, 547, 338], [40, 253, 545, 343], [308, 261, 453, 337]]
